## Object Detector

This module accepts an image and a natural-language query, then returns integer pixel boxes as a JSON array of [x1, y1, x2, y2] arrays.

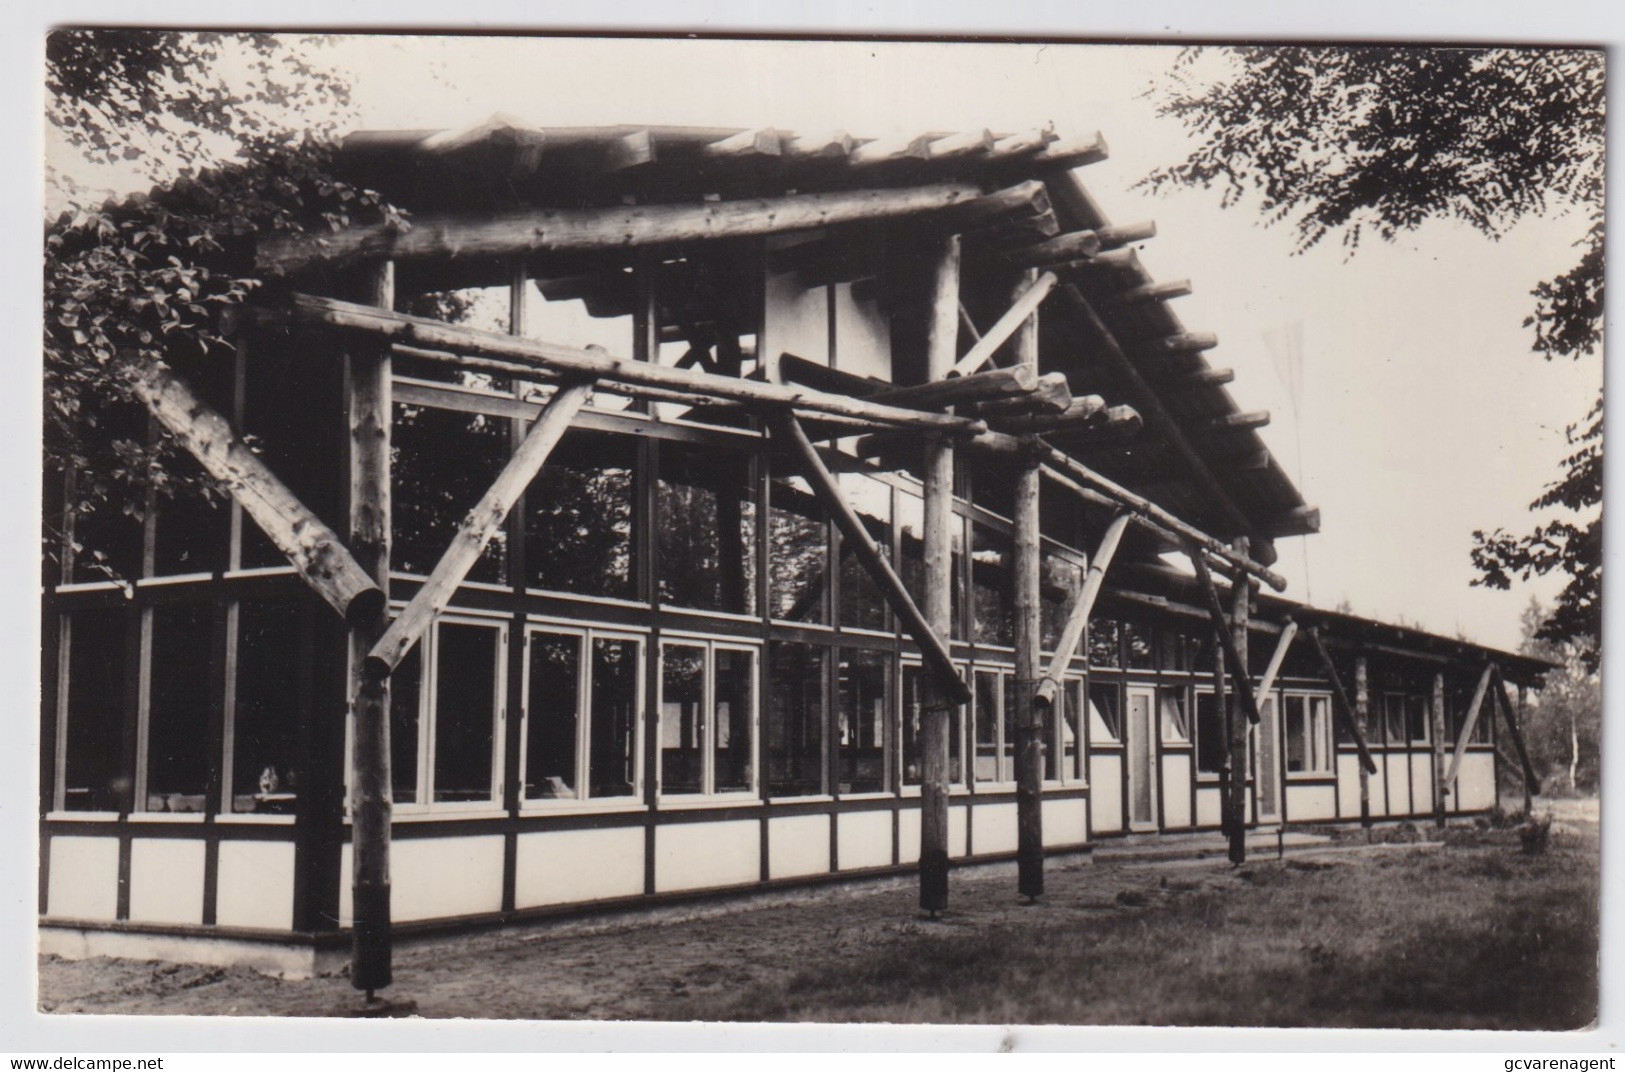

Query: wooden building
[[40, 120, 1550, 982]]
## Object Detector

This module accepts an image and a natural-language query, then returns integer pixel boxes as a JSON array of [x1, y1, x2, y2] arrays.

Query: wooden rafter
[[365, 382, 593, 679], [124, 358, 384, 624]]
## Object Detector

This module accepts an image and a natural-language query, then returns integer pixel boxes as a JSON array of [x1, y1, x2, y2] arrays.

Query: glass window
[[587, 636, 640, 798], [767, 641, 826, 796], [659, 640, 758, 796], [524, 431, 636, 599], [229, 601, 302, 814], [1125, 621, 1155, 669], [524, 631, 581, 799], [901, 664, 965, 787], [768, 476, 828, 624], [390, 646, 422, 805], [1089, 619, 1122, 668], [1159, 687, 1190, 743], [1050, 677, 1085, 782], [1406, 695, 1430, 743], [1088, 680, 1122, 743], [1040, 553, 1084, 652], [972, 669, 1013, 783], [1384, 693, 1406, 746], [1195, 690, 1226, 774], [393, 404, 512, 584], [1284, 694, 1333, 775], [145, 604, 213, 812], [60, 609, 128, 812], [898, 488, 963, 641], [657, 444, 758, 615], [241, 339, 345, 569], [837, 648, 891, 793], [660, 642, 706, 794], [971, 524, 1014, 647], [432, 621, 501, 803], [837, 473, 891, 631]]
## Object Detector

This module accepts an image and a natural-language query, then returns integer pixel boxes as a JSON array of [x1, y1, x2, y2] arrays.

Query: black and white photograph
[[27, 19, 1606, 1043]]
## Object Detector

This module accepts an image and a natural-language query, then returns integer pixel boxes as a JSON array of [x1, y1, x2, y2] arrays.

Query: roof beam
[[258, 180, 1043, 275]]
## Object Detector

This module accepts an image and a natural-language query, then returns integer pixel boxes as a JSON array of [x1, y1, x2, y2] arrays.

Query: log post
[[1034, 513, 1130, 709], [1305, 628, 1379, 776], [1354, 656, 1373, 830], [1011, 269, 1045, 901], [348, 262, 394, 997], [920, 234, 961, 915], [1432, 671, 1448, 828], [1224, 538, 1251, 863]]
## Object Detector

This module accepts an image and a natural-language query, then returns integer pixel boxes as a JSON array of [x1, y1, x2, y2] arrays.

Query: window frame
[[518, 621, 647, 811], [386, 610, 510, 816], [1158, 684, 1192, 745], [899, 657, 969, 793], [1282, 690, 1334, 778], [656, 633, 761, 801]]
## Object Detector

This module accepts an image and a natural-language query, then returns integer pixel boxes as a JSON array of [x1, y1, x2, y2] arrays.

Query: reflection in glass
[[394, 404, 511, 584], [661, 643, 706, 793], [232, 602, 302, 813], [767, 641, 825, 796], [61, 609, 127, 811], [146, 604, 212, 812], [837, 648, 890, 793], [714, 648, 756, 793], [588, 637, 640, 798], [838, 473, 890, 631], [526, 632, 581, 799], [657, 445, 757, 615], [769, 476, 828, 623], [526, 432, 635, 599], [901, 664, 963, 786], [433, 622, 499, 803]]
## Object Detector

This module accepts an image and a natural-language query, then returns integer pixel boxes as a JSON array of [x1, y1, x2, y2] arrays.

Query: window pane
[[901, 665, 963, 787], [713, 648, 756, 793], [1125, 622, 1154, 670], [1059, 679, 1084, 781], [837, 648, 890, 793], [588, 637, 640, 798], [657, 445, 757, 615], [433, 622, 499, 803], [146, 604, 213, 812], [899, 490, 964, 641], [394, 405, 511, 584], [1195, 691, 1226, 774], [390, 646, 422, 804], [973, 670, 1001, 783], [1406, 695, 1430, 742], [1002, 673, 1019, 782], [837, 473, 890, 631], [769, 476, 828, 623], [971, 524, 1013, 647], [1312, 697, 1331, 772], [1089, 620, 1122, 668], [525, 432, 636, 599], [1088, 680, 1122, 742], [62, 610, 127, 811], [231, 602, 302, 814], [1385, 694, 1406, 746], [1159, 688, 1189, 743], [525, 632, 581, 799], [1040, 554, 1083, 652], [661, 644, 706, 794], [1285, 695, 1308, 773], [767, 641, 825, 796]]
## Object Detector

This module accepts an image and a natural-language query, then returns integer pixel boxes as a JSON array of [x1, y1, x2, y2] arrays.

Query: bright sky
[[53, 34, 1604, 653]]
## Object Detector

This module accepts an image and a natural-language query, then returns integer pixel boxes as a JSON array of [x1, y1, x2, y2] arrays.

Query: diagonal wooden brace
[[1186, 547, 1262, 726], [124, 357, 383, 624], [1033, 512, 1131, 708], [1255, 620, 1298, 701], [948, 271, 1059, 378], [364, 381, 593, 679], [1492, 672, 1543, 795], [1444, 664, 1495, 791], [1304, 627, 1379, 775], [771, 412, 970, 708]]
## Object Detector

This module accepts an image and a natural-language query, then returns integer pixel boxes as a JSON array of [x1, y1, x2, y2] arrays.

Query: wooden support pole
[[259, 180, 1042, 274], [1015, 405, 1142, 442], [365, 382, 593, 680], [285, 294, 985, 437], [1115, 278, 1192, 306], [1444, 664, 1495, 791], [1303, 628, 1378, 775], [1256, 621, 1298, 700], [1187, 551, 1265, 727], [1034, 513, 1131, 708], [871, 365, 1039, 410], [948, 271, 1058, 378], [1354, 655, 1373, 829], [920, 234, 962, 915], [1225, 538, 1251, 863], [1432, 671, 1448, 828], [123, 358, 384, 625], [348, 262, 394, 996], [1011, 269, 1045, 901]]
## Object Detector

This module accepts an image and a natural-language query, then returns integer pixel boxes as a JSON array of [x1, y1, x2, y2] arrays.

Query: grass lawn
[[38, 818, 1598, 1028]]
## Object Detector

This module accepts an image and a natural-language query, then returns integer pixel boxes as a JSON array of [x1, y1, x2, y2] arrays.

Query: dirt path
[[37, 818, 1599, 1027]]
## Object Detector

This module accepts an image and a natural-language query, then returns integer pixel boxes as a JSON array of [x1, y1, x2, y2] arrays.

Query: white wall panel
[[1088, 757, 1123, 834], [1285, 784, 1338, 822], [341, 835, 505, 923], [1041, 798, 1087, 847], [128, 839, 206, 925], [1161, 754, 1193, 829], [971, 802, 1018, 855], [46, 836, 119, 921], [215, 840, 295, 930], [515, 827, 645, 908], [655, 820, 759, 892], [768, 815, 831, 879], [836, 809, 893, 871]]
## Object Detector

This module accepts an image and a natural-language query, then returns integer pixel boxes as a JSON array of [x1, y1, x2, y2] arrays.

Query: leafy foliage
[[1513, 600, 1599, 794], [1142, 46, 1604, 658]]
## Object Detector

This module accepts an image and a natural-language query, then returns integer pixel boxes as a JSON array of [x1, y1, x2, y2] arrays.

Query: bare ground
[[38, 812, 1598, 1028]]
